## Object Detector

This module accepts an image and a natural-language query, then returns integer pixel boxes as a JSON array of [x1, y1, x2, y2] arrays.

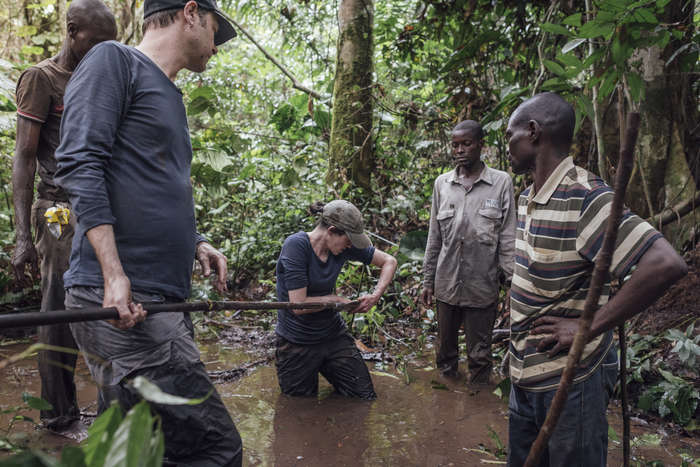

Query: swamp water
[[0, 337, 698, 466]]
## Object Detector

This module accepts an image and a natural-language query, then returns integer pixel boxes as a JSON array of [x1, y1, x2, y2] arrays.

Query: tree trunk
[[590, 0, 699, 251], [327, 0, 375, 194]]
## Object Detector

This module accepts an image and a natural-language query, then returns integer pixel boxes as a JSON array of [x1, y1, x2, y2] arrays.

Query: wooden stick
[[619, 323, 630, 467], [523, 113, 640, 467]]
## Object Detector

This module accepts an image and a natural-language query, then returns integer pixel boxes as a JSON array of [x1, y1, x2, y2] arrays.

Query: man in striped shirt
[[505, 92, 687, 467]]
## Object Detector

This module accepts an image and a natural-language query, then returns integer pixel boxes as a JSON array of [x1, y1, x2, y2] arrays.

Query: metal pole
[[0, 301, 358, 330]]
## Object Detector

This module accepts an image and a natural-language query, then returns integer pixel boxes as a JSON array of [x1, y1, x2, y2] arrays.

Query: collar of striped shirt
[[528, 156, 576, 205]]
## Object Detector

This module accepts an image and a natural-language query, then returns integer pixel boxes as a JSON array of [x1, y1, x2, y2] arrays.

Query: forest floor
[[1, 245, 700, 465]]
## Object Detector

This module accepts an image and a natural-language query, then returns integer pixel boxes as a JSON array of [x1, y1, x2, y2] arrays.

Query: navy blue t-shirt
[[55, 41, 204, 299], [276, 232, 375, 344]]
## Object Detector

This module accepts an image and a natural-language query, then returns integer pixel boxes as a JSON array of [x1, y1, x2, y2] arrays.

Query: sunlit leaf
[[16, 25, 37, 37], [132, 376, 212, 406], [103, 401, 153, 467], [398, 230, 429, 260], [562, 39, 586, 54]]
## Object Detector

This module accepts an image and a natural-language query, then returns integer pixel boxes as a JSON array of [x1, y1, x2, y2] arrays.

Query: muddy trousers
[[275, 331, 377, 400], [31, 198, 80, 428], [66, 287, 242, 467], [435, 300, 497, 383], [506, 345, 618, 467]]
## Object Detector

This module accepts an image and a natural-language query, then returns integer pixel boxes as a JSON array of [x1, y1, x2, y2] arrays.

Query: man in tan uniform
[[421, 120, 515, 383], [11, 0, 117, 432]]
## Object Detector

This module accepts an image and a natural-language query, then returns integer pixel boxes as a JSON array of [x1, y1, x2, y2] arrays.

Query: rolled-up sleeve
[[422, 179, 442, 289], [499, 175, 516, 281], [54, 42, 129, 231]]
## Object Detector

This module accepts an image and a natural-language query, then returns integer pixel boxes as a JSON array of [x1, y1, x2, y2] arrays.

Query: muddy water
[[1, 337, 698, 466]]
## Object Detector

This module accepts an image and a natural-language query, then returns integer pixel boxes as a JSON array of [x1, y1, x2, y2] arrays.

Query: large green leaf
[[540, 23, 571, 36], [398, 231, 429, 261], [441, 30, 501, 72], [82, 405, 123, 466], [0, 452, 62, 467], [578, 20, 615, 39], [132, 376, 212, 406], [103, 402, 153, 467]]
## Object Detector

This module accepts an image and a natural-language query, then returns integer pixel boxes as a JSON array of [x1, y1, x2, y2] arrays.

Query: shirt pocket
[[477, 208, 502, 246], [527, 248, 564, 292], [436, 209, 455, 245]]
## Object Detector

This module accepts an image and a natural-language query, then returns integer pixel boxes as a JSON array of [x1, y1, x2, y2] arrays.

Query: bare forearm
[[85, 224, 125, 283], [590, 238, 687, 340], [12, 128, 39, 240], [372, 258, 397, 298]]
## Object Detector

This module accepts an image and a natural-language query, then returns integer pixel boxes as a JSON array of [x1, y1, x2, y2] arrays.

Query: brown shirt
[[423, 163, 516, 307], [16, 59, 71, 202]]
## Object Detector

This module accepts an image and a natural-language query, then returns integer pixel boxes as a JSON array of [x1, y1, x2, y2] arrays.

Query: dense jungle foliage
[[0, 0, 700, 463]]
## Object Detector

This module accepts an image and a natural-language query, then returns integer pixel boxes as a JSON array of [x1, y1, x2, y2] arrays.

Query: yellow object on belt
[[44, 206, 70, 237]]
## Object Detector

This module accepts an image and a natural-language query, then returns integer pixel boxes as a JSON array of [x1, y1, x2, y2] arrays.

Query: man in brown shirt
[[12, 0, 117, 433], [421, 120, 516, 383]]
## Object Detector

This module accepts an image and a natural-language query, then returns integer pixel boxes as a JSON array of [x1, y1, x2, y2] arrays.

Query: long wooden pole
[[0, 301, 358, 330], [523, 113, 640, 467]]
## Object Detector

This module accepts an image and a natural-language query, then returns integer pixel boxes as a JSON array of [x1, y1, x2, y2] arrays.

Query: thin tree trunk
[[327, 0, 375, 194], [585, 0, 607, 181]]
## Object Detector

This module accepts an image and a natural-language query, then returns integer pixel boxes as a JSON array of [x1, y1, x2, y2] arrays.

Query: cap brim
[[346, 231, 372, 249], [212, 10, 237, 46]]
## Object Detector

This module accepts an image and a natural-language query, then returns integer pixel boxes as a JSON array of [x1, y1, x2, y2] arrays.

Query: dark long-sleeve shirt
[[55, 41, 204, 299], [276, 232, 375, 344]]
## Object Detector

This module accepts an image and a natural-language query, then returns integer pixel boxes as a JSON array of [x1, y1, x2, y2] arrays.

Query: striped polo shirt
[[509, 157, 661, 392]]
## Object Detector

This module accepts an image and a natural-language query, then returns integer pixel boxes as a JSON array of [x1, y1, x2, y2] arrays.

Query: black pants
[[275, 331, 377, 400], [436, 300, 497, 383]]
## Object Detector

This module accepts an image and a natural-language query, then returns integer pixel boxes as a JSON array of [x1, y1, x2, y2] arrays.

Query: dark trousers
[[275, 331, 377, 400], [436, 300, 497, 383], [507, 345, 618, 467], [66, 287, 242, 467], [31, 198, 80, 428]]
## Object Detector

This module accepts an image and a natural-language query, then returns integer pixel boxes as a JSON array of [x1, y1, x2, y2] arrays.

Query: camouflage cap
[[322, 200, 372, 249]]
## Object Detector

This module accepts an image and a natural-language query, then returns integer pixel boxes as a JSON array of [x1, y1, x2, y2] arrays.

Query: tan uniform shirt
[[423, 163, 516, 308]]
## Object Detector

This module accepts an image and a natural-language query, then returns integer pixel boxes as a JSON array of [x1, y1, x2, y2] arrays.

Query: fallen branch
[[221, 12, 329, 106], [648, 191, 700, 229], [524, 113, 640, 467]]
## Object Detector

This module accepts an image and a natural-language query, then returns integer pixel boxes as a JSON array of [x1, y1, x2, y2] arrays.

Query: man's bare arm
[[531, 237, 687, 357], [86, 224, 146, 330], [10, 118, 41, 287]]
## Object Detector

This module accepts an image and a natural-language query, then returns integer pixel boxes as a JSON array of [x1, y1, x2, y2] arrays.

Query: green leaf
[[578, 20, 615, 39], [594, 0, 627, 12], [686, 322, 695, 338], [671, 29, 683, 40], [313, 109, 330, 129], [608, 425, 620, 442], [598, 69, 621, 99], [540, 77, 572, 92], [280, 167, 300, 189], [540, 23, 571, 36], [132, 376, 212, 406], [658, 29, 671, 49], [16, 25, 37, 38], [665, 328, 688, 342], [0, 451, 63, 466], [628, 72, 644, 102], [61, 447, 87, 467], [103, 402, 153, 467], [187, 96, 211, 116], [577, 92, 595, 122], [441, 30, 501, 72], [562, 39, 587, 54], [25, 396, 53, 411], [632, 8, 659, 24], [189, 86, 214, 100], [83, 405, 123, 466], [21, 45, 44, 55], [398, 230, 429, 260], [583, 47, 606, 68], [659, 368, 686, 386], [269, 103, 297, 134], [573, 105, 582, 136], [543, 60, 566, 76], [557, 53, 584, 69], [612, 36, 626, 67], [562, 13, 582, 27]]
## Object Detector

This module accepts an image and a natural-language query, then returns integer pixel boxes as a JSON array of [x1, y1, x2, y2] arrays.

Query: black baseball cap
[[144, 0, 237, 46]]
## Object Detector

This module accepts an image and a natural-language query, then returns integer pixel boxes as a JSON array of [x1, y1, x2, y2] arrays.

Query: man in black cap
[[55, 1, 240, 465]]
